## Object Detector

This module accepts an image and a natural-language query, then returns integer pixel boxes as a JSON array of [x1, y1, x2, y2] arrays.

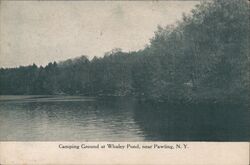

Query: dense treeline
[[0, 0, 249, 103]]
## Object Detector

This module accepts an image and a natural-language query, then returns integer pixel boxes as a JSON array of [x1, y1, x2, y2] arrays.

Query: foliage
[[0, 0, 249, 103]]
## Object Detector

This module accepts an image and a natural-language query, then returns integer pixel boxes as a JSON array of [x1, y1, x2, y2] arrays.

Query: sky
[[0, 1, 198, 68]]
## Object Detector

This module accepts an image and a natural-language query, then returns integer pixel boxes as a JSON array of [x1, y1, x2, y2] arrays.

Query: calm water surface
[[0, 95, 249, 141]]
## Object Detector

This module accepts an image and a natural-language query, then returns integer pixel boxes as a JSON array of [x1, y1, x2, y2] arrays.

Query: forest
[[0, 0, 249, 104]]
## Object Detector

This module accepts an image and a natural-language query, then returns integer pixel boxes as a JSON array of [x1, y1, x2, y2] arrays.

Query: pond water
[[0, 95, 249, 141]]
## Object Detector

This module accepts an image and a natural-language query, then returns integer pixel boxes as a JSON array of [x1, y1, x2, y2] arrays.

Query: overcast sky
[[0, 1, 198, 68]]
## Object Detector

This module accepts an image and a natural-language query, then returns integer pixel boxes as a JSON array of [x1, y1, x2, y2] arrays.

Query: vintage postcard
[[0, 0, 249, 164]]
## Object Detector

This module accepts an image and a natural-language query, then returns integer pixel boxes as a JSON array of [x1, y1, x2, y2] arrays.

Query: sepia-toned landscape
[[0, 0, 249, 141]]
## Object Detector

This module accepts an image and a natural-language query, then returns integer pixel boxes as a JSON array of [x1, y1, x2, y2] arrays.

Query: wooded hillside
[[0, 0, 249, 103]]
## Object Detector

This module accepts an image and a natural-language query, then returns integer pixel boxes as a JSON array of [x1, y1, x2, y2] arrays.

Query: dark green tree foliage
[[0, 0, 249, 103]]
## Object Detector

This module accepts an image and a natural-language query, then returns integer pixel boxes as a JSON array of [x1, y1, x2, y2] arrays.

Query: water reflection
[[134, 102, 250, 141], [0, 96, 249, 141], [0, 96, 144, 141]]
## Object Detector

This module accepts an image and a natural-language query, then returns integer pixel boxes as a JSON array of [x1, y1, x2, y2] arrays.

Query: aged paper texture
[[0, 0, 249, 164]]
